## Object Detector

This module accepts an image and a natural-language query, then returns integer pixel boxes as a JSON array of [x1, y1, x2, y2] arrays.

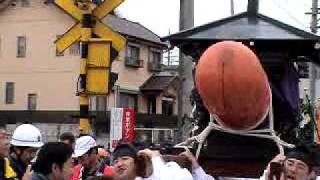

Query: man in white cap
[[72, 135, 106, 180], [9, 124, 43, 179]]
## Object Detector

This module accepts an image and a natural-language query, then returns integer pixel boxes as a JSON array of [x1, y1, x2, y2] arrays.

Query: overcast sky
[[116, 0, 313, 64], [117, 0, 313, 37]]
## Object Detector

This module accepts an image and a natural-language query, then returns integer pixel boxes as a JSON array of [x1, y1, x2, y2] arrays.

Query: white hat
[[73, 136, 96, 158], [11, 124, 43, 148]]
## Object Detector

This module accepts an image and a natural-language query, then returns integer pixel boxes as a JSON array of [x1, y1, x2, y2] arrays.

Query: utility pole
[[310, 0, 318, 113], [230, 0, 235, 15], [167, 30, 171, 66], [178, 0, 194, 141], [310, 0, 318, 142], [167, 50, 171, 66]]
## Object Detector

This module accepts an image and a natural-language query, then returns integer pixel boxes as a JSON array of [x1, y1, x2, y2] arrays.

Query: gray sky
[[117, 0, 313, 37]]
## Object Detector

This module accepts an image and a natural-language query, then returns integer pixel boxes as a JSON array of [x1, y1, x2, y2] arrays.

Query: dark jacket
[[0, 157, 17, 180], [8, 155, 27, 179], [31, 173, 50, 180]]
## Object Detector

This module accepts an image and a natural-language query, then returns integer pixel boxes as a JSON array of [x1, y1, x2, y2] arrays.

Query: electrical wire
[[281, 0, 311, 9], [270, 0, 309, 30]]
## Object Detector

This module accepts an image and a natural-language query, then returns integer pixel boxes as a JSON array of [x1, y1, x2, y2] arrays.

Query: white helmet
[[11, 124, 43, 148], [73, 136, 96, 158]]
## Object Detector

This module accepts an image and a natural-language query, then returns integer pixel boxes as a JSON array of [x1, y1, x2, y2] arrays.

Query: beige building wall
[[107, 46, 155, 113], [0, 1, 80, 110], [112, 44, 153, 91], [0, 1, 167, 113]]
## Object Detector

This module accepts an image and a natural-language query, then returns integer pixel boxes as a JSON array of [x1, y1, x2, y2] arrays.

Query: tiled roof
[[103, 15, 167, 46], [162, 12, 319, 42], [140, 73, 177, 92]]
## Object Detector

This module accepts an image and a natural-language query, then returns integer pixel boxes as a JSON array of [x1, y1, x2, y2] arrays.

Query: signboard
[[122, 108, 135, 142], [110, 108, 135, 150]]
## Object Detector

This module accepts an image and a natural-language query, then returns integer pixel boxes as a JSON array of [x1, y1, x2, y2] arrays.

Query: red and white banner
[[110, 108, 135, 150], [122, 108, 135, 142]]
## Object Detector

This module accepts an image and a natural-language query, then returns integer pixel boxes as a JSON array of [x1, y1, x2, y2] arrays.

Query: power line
[[281, 0, 311, 9], [270, 0, 309, 29]]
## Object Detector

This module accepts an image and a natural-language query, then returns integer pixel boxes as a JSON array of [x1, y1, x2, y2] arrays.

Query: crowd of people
[[0, 124, 319, 180]]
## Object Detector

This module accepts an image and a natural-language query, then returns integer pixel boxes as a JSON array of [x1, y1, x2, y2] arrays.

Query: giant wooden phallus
[[195, 41, 271, 131]]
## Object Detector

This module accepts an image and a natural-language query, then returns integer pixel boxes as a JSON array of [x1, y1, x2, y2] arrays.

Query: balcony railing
[[125, 57, 144, 68], [148, 62, 162, 71]]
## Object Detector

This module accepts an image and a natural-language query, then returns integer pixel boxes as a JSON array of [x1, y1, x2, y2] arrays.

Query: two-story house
[[0, 0, 178, 145]]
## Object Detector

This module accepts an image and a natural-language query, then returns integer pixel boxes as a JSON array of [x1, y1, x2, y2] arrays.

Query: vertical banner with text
[[122, 108, 135, 142], [110, 108, 135, 151]]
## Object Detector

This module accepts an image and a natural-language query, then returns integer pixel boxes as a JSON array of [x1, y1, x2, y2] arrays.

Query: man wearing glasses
[[9, 124, 43, 179]]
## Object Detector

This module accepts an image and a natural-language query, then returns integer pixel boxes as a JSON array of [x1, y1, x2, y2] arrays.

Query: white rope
[[174, 145, 191, 152], [175, 96, 295, 159]]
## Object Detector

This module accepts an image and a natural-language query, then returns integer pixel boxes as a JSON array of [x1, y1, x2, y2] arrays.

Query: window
[[56, 35, 64, 56], [17, 36, 26, 58], [119, 93, 137, 111], [28, 94, 37, 110], [5, 82, 14, 104], [151, 51, 161, 64], [89, 96, 107, 111], [89, 96, 97, 111], [134, 130, 152, 145], [127, 45, 140, 60], [162, 98, 174, 116], [147, 96, 156, 114], [69, 42, 80, 56], [149, 50, 162, 71], [21, 0, 30, 7], [97, 96, 107, 111], [125, 45, 143, 68], [134, 129, 174, 144], [125, 45, 142, 67]]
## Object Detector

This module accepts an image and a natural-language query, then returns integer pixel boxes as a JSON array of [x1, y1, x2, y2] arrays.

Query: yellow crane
[[54, 0, 126, 135]]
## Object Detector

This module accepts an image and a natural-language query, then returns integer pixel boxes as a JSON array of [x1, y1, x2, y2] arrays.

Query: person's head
[[0, 127, 9, 158], [10, 124, 43, 164], [59, 132, 75, 150], [282, 145, 316, 180], [73, 136, 98, 169], [33, 142, 73, 180], [112, 143, 138, 180]]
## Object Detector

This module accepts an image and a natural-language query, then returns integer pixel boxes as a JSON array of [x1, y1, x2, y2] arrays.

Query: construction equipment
[[54, 0, 126, 135]]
